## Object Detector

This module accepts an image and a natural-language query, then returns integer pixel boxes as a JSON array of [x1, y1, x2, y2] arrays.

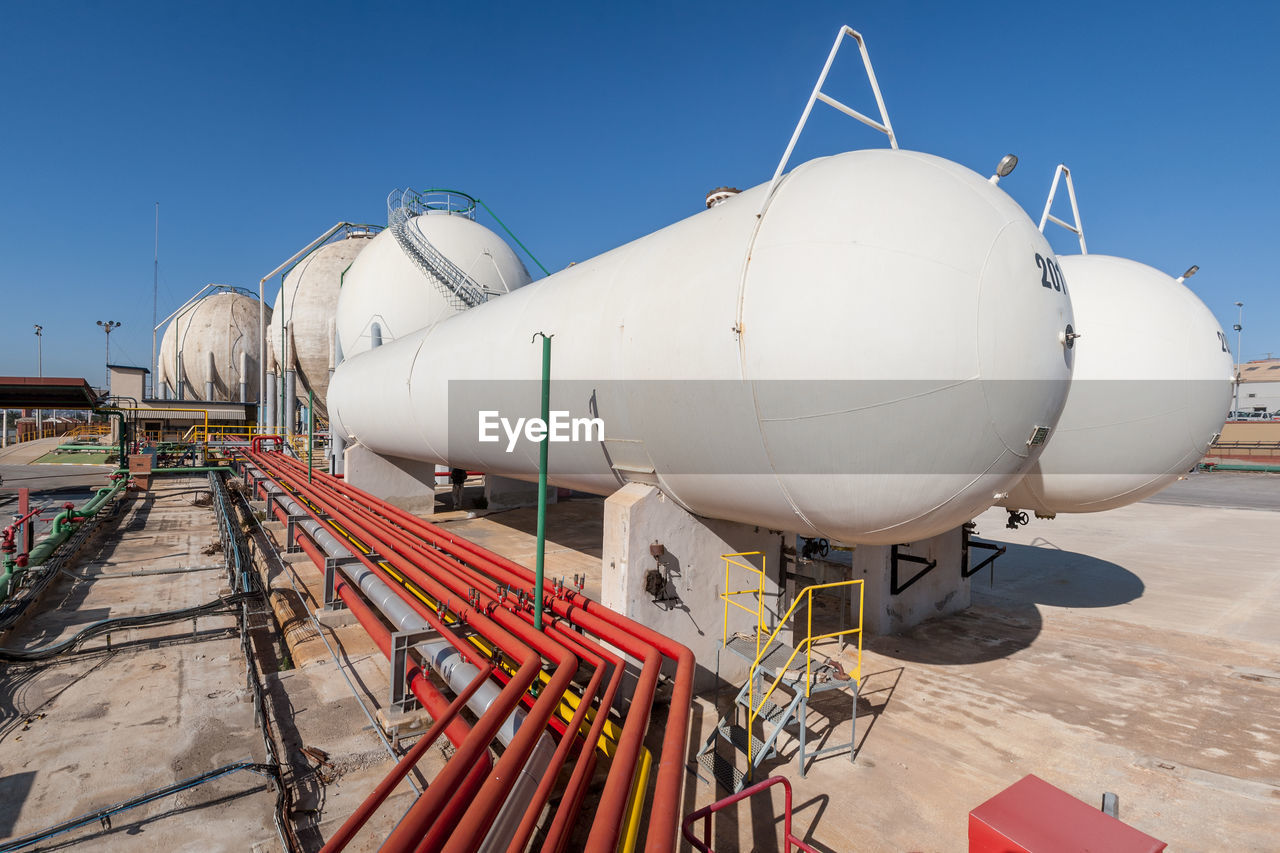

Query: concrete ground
[[12, 462, 1273, 849], [0, 436, 115, 497], [439, 476, 1280, 851], [0, 476, 280, 850], [679, 473, 1280, 852]]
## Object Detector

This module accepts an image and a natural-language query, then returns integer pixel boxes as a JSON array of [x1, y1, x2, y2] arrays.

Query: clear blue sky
[[2, 1, 1276, 380]]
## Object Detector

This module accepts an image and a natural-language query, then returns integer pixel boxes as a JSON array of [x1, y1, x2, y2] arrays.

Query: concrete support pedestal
[[483, 474, 558, 512], [851, 526, 969, 636], [601, 483, 785, 690], [343, 445, 438, 514]]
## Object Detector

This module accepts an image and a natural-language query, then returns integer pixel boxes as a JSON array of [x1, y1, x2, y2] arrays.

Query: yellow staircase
[[696, 551, 864, 792]]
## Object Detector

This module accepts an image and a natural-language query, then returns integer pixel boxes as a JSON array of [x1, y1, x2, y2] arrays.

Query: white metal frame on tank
[[762, 26, 898, 212], [1038, 164, 1088, 254]]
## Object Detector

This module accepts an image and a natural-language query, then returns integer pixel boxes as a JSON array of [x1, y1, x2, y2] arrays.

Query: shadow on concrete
[[976, 539, 1145, 610], [873, 540, 1145, 666], [869, 601, 1044, 665], [0, 770, 36, 836], [468, 499, 606, 560]]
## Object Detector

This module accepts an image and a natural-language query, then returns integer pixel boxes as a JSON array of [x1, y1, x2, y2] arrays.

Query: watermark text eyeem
[[478, 411, 604, 452]]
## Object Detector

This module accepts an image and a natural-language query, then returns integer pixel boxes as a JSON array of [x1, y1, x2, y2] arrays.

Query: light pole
[[96, 320, 121, 394], [1233, 301, 1244, 414], [33, 324, 43, 438]]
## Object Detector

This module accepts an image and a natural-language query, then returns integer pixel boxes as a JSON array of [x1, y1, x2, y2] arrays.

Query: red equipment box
[[969, 774, 1166, 853]]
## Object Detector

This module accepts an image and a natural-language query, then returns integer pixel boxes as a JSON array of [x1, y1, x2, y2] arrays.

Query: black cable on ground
[[0, 760, 276, 852], [0, 592, 257, 663]]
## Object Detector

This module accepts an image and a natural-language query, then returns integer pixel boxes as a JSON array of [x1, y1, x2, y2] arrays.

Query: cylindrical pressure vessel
[[1000, 254, 1233, 515], [331, 150, 1076, 544]]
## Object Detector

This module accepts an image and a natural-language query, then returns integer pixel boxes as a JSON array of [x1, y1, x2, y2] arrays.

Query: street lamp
[[96, 320, 121, 393], [33, 324, 43, 438], [1232, 301, 1244, 414]]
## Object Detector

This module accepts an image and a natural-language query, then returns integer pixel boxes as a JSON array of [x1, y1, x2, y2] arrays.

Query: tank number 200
[[1034, 254, 1067, 293]]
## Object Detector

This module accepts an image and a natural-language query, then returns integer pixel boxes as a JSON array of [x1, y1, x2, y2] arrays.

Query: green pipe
[[1202, 462, 1280, 473], [474, 197, 551, 276], [533, 332, 553, 630], [96, 408, 128, 466], [0, 473, 135, 602], [112, 466, 234, 476], [421, 189, 551, 276]]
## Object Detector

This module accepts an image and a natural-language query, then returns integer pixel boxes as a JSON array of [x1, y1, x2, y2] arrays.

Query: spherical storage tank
[[268, 231, 375, 417], [335, 200, 533, 360], [331, 149, 1077, 545], [158, 290, 268, 401], [1000, 254, 1233, 515]]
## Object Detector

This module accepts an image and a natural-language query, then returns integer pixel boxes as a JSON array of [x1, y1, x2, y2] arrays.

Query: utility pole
[[33, 324, 43, 438], [1233, 301, 1244, 413], [152, 202, 159, 399], [97, 320, 121, 394]]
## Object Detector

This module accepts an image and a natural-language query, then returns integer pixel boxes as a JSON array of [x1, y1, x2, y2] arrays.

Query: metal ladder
[[697, 635, 857, 792], [696, 552, 864, 792]]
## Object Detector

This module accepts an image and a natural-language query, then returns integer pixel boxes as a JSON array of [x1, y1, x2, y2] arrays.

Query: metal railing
[[389, 219, 492, 310], [681, 775, 818, 853], [186, 425, 284, 444], [722, 551, 770, 666], [721, 552, 864, 769]]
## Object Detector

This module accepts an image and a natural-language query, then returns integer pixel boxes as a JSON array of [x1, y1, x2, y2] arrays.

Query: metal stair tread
[[696, 750, 745, 794], [739, 695, 790, 725], [717, 719, 773, 760]]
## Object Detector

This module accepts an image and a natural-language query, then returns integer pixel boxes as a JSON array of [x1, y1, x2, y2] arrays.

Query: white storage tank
[[268, 230, 376, 417], [336, 191, 533, 360], [158, 289, 268, 402], [331, 149, 1076, 545], [1000, 254, 1233, 514]]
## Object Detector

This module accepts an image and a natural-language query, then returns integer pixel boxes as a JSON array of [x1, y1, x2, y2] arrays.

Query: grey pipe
[[284, 370, 296, 438], [265, 372, 277, 433], [239, 351, 248, 403], [330, 329, 345, 476], [249, 469, 549, 849], [284, 322, 297, 438]]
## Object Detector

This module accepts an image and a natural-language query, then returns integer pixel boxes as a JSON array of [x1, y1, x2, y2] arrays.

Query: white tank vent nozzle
[[705, 187, 742, 209]]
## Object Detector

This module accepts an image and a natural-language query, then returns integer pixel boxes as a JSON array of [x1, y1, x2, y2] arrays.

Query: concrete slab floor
[[0, 477, 279, 850], [53, 468, 1269, 849], [246, 511, 449, 851], [681, 476, 1280, 852]]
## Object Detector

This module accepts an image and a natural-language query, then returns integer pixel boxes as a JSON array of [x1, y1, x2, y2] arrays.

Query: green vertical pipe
[[307, 389, 314, 484], [533, 332, 552, 631]]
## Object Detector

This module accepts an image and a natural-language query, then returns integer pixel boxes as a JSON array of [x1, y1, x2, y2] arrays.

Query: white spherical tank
[[268, 232, 375, 416], [336, 212, 533, 360], [158, 290, 268, 401], [331, 149, 1076, 544], [1000, 254, 1233, 514]]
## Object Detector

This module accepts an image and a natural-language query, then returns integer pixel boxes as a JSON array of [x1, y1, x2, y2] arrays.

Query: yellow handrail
[[720, 550, 864, 772], [721, 551, 768, 672]]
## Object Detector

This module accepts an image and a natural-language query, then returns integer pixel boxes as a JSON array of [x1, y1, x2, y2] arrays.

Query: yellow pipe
[[290, 487, 627, 752], [618, 746, 653, 853]]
